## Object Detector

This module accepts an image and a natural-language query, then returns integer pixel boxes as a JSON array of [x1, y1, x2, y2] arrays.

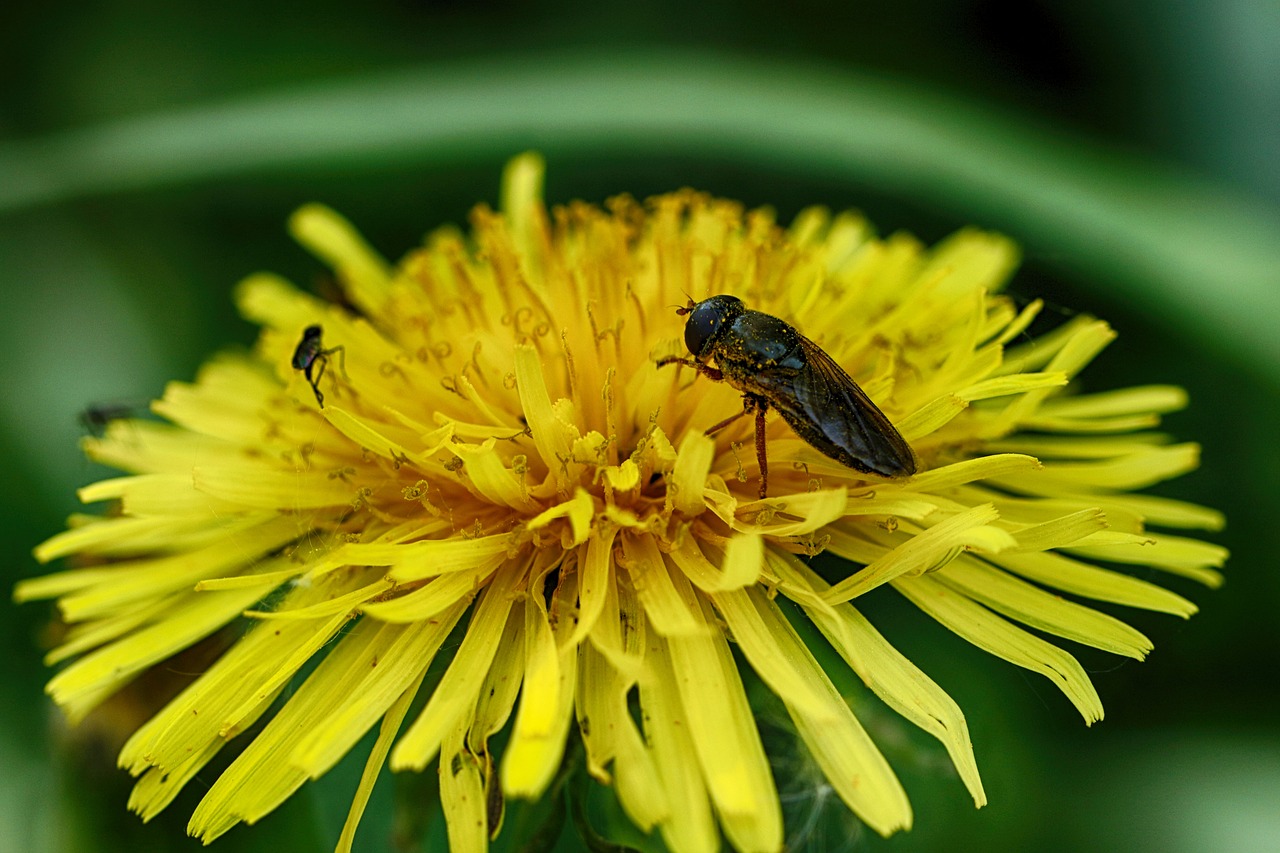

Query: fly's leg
[[308, 358, 327, 408], [704, 395, 755, 435], [753, 396, 770, 499], [328, 344, 348, 380], [311, 345, 348, 408], [656, 356, 723, 383], [704, 395, 770, 498], [658, 356, 770, 496]]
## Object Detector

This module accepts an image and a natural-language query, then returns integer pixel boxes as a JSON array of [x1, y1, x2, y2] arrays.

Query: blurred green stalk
[[2, 50, 1277, 379]]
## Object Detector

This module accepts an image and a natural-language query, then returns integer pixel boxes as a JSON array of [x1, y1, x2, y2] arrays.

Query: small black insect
[[658, 295, 915, 498], [78, 402, 145, 437], [291, 325, 346, 408]]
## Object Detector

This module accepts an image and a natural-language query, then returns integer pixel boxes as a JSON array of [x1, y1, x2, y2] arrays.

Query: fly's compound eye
[[683, 307, 719, 357], [683, 296, 743, 358]]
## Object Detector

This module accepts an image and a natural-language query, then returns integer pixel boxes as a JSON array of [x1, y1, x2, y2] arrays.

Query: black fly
[[78, 402, 145, 437], [658, 295, 915, 498], [292, 325, 346, 408]]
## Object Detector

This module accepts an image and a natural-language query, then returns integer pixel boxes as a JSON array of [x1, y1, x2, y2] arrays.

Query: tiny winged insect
[[291, 325, 346, 408], [658, 295, 915, 498], [78, 401, 148, 437]]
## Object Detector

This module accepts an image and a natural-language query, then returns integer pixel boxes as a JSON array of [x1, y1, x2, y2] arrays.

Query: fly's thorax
[[292, 325, 324, 369], [721, 310, 805, 371]]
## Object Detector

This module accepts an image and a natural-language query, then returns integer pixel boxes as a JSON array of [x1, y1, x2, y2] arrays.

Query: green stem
[[3, 51, 1278, 379]]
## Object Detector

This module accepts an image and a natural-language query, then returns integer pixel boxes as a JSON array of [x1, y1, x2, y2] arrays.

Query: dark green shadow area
[[1, 52, 1278, 386]]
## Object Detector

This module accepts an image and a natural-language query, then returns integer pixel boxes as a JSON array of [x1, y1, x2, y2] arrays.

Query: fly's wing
[[756, 335, 916, 477]]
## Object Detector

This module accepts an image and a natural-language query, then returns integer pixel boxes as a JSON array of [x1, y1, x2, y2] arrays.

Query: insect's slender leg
[[327, 345, 348, 380], [754, 397, 770, 499], [311, 356, 328, 408], [703, 403, 752, 436], [656, 356, 724, 382]]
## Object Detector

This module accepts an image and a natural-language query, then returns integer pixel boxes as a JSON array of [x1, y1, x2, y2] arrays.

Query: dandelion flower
[[18, 153, 1227, 852]]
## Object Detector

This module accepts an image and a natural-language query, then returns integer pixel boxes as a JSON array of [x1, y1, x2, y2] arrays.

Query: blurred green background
[[2, 1, 1277, 851]]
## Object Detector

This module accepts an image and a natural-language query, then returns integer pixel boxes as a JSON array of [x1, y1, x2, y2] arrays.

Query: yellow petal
[[936, 556, 1152, 658], [32, 515, 213, 564], [454, 439, 540, 511], [192, 465, 358, 510], [666, 531, 762, 592], [118, 577, 366, 779], [996, 444, 1201, 494], [1040, 385, 1188, 419], [77, 473, 244, 517], [292, 610, 464, 778], [564, 525, 618, 649], [718, 587, 912, 836], [576, 641, 618, 782], [576, 642, 669, 830], [823, 504, 1002, 603], [894, 574, 1104, 723], [711, 588, 833, 723], [957, 370, 1068, 401], [219, 611, 354, 738], [586, 567, 645, 682], [196, 565, 304, 591], [984, 433, 1166, 460], [288, 204, 392, 319], [1022, 412, 1162, 432], [770, 550, 985, 807], [150, 353, 282, 442], [322, 406, 431, 466], [994, 550, 1198, 616], [339, 532, 516, 582], [502, 569, 578, 797], [501, 151, 548, 265], [54, 517, 294, 622], [603, 459, 642, 492], [525, 487, 595, 546], [505, 574, 559, 746], [638, 631, 718, 853], [360, 571, 484, 623], [46, 583, 270, 722], [621, 533, 702, 637], [906, 454, 1041, 492], [1007, 508, 1110, 551], [392, 563, 525, 771], [128, 741, 224, 822], [45, 595, 172, 665], [513, 343, 573, 484], [246, 576, 392, 621], [991, 297, 1042, 346], [1067, 532, 1227, 587], [470, 601, 527, 754], [898, 394, 967, 439], [663, 591, 782, 852], [733, 487, 848, 537], [440, 718, 490, 853], [336, 669, 427, 853], [717, 532, 764, 589], [1107, 494, 1224, 531], [670, 432, 715, 517], [189, 618, 405, 842], [841, 494, 938, 521], [233, 271, 326, 334]]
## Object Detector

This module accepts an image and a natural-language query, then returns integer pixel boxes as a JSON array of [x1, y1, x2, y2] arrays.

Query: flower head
[[19, 154, 1226, 852]]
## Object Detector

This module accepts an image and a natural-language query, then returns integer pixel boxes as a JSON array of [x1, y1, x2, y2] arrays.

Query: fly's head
[[680, 295, 745, 360]]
